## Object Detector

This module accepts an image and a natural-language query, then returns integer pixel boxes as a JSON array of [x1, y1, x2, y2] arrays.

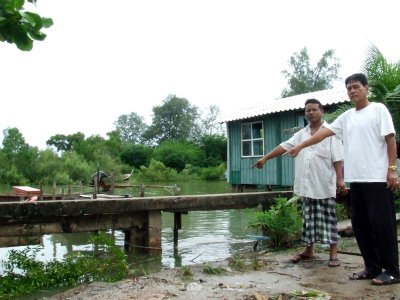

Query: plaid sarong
[[301, 197, 338, 245]]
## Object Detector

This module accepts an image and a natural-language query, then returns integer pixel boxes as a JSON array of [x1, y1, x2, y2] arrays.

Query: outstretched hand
[[252, 158, 266, 169], [285, 144, 303, 157]]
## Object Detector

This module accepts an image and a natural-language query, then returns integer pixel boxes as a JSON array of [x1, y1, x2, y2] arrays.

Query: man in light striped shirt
[[254, 98, 345, 267]]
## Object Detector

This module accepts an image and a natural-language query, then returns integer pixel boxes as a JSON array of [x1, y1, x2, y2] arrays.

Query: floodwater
[[0, 180, 260, 275]]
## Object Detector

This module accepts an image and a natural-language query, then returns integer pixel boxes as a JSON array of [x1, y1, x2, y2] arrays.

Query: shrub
[[248, 197, 302, 250], [394, 189, 400, 213], [0, 232, 128, 298]]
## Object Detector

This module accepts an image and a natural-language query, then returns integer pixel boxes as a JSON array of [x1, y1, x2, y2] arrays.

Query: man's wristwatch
[[388, 165, 397, 171]]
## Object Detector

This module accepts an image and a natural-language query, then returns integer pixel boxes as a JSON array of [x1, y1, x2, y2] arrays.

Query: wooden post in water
[[123, 211, 162, 252], [140, 184, 145, 197], [110, 169, 115, 195], [148, 210, 162, 252], [39, 181, 43, 201], [173, 212, 182, 249], [93, 180, 97, 199], [52, 181, 56, 200]]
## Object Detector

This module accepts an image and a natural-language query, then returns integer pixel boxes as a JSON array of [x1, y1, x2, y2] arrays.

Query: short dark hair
[[345, 73, 368, 86], [305, 98, 323, 110]]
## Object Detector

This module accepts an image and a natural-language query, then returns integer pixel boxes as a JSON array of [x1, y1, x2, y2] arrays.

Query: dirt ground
[[42, 236, 400, 300]]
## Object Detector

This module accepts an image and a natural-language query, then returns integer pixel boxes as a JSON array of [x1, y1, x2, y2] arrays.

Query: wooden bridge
[[0, 191, 292, 252]]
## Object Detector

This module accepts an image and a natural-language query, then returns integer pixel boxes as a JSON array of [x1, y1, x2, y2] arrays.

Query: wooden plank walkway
[[0, 191, 293, 250]]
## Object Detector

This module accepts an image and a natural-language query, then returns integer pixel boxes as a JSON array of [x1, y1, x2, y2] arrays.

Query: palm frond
[[324, 104, 354, 123]]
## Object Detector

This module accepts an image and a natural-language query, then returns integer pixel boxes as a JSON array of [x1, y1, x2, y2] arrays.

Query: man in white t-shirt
[[253, 98, 345, 267], [286, 73, 399, 286]]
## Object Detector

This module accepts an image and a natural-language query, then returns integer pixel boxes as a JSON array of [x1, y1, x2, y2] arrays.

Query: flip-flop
[[290, 253, 314, 263], [349, 269, 378, 280], [371, 272, 400, 286], [328, 258, 341, 267]]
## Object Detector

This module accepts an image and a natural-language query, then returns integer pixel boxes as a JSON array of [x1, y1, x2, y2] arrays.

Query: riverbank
[[43, 236, 400, 300]]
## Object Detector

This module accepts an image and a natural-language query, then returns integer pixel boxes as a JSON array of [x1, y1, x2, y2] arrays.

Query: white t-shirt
[[280, 122, 344, 199], [326, 102, 395, 182]]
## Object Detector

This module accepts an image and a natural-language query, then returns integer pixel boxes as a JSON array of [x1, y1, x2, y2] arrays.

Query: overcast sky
[[1, 0, 399, 149]]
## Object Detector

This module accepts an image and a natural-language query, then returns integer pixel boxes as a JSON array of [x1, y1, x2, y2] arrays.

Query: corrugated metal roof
[[219, 88, 349, 122]]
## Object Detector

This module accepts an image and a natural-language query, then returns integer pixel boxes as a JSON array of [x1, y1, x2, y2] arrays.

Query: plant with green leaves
[[228, 252, 245, 271], [362, 44, 400, 133], [248, 197, 302, 250], [0, 232, 128, 298], [281, 47, 340, 98], [0, 0, 53, 51]]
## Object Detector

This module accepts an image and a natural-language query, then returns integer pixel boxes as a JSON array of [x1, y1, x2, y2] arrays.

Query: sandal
[[371, 272, 400, 286], [349, 269, 378, 280], [290, 253, 314, 263], [328, 258, 341, 267]]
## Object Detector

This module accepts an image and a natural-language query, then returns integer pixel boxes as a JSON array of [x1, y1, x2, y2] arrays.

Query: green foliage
[[281, 47, 340, 98], [1, 127, 39, 184], [0, 232, 128, 298], [251, 253, 261, 270], [137, 159, 178, 182], [336, 203, 349, 221], [180, 265, 193, 280], [248, 197, 302, 250], [202, 264, 227, 275], [198, 105, 226, 136], [200, 163, 226, 181], [46, 132, 86, 152], [152, 140, 205, 171], [228, 252, 245, 271], [146, 94, 200, 144], [114, 112, 148, 144], [120, 143, 153, 169], [199, 134, 227, 167], [362, 44, 400, 134], [0, 0, 53, 51], [324, 103, 354, 123], [60, 152, 92, 184], [394, 189, 400, 213]]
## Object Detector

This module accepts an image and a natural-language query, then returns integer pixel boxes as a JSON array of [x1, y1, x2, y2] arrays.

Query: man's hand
[[336, 179, 347, 195], [252, 158, 266, 169], [387, 170, 399, 191], [285, 144, 303, 157]]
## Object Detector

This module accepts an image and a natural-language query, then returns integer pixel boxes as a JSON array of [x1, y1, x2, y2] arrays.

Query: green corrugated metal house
[[220, 88, 350, 190]]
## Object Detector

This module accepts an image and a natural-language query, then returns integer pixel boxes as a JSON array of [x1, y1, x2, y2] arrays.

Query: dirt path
[[43, 237, 400, 300]]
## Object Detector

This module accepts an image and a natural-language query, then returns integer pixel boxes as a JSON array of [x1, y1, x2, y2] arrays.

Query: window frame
[[241, 121, 264, 157]]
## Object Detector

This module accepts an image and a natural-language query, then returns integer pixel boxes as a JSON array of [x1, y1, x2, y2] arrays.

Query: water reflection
[[0, 181, 258, 276]]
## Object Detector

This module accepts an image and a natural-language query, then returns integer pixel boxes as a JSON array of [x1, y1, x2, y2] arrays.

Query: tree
[[146, 95, 200, 144], [120, 144, 153, 169], [47, 132, 86, 152], [362, 44, 400, 134], [1, 127, 39, 183], [152, 140, 205, 171], [113, 112, 147, 144], [281, 47, 340, 97], [0, 0, 53, 51], [326, 44, 400, 133], [198, 105, 226, 136], [199, 134, 227, 167]]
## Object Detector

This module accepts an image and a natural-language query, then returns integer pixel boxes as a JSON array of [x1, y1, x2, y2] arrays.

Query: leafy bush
[[0, 232, 128, 298], [336, 203, 349, 221], [394, 189, 400, 213], [137, 159, 178, 181], [248, 197, 302, 250], [152, 140, 205, 171], [200, 163, 226, 181]]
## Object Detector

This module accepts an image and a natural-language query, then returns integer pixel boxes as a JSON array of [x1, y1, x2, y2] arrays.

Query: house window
[[241, 121, 264, 157]]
